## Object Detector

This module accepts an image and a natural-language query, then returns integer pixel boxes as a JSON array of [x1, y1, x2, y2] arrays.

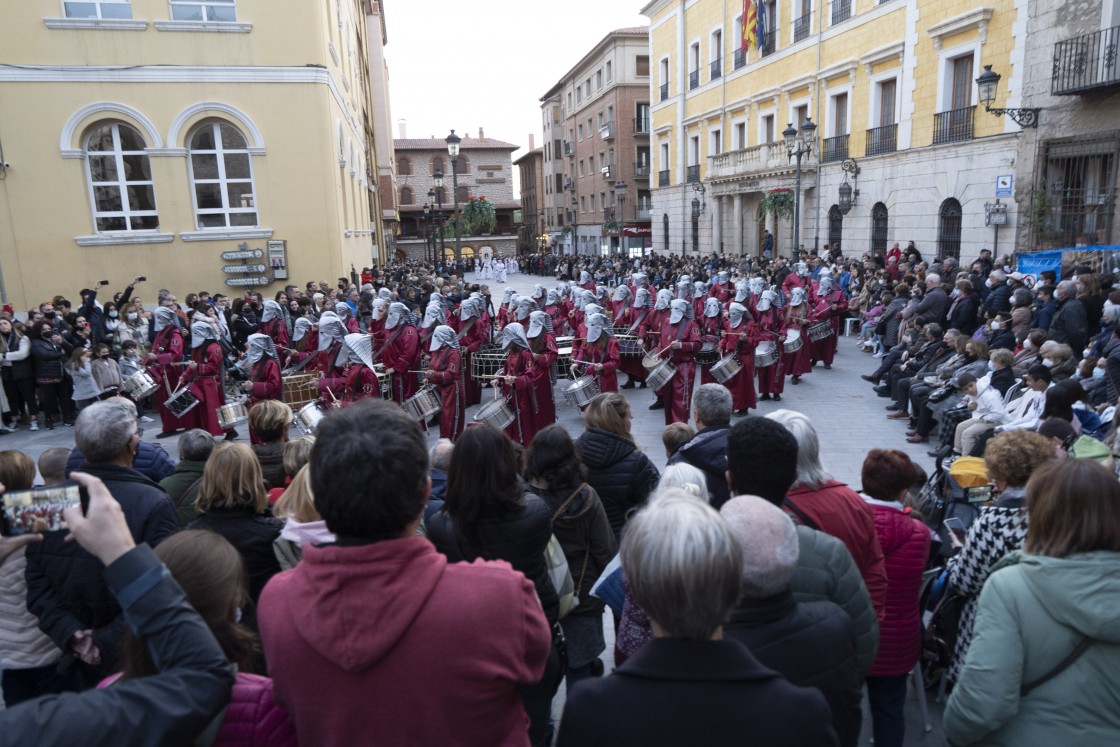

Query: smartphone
[[967, 485, 993, 504], [99, 280, 110, 286], [1, 481, 87, 534], [137, 276, 147, 282], [944, 517, 968, 544]]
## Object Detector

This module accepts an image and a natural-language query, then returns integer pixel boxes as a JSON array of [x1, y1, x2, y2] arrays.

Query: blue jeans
[[866, 673, 909, 747]]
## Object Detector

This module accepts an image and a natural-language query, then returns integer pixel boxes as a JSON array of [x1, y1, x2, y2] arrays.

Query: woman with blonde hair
[[187, 442, 283, 629], [574, 392, 660, 540], [272, 464, 335, 570]]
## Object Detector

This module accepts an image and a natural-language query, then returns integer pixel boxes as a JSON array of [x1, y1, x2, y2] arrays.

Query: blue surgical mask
[[1094, 366, 1106, 379], [987, 361, 995, 371]]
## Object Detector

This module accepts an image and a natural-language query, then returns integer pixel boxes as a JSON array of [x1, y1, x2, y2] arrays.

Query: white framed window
[[63, 0, 132, 18], [759, 111, 776, 144], [689, 135, 701, 166], [169, 0, 237, 22], [606, 61, 613, 82], [733, 119, 747, 149], [710, 128, 723, 156], [187, 120, 259, 229], [84, 121, 159, 232]]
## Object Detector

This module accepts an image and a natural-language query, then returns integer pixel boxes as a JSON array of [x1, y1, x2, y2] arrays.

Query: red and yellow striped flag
[[742, 0, 757, 51]]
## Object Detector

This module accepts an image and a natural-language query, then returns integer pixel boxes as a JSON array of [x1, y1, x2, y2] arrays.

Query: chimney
[[397, 119, 407, 139], [528, 134, 535, 150], [479, 127, 485, 140]]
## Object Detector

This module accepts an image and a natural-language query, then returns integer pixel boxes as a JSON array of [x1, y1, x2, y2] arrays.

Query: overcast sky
[[383, 0, 649, 195]]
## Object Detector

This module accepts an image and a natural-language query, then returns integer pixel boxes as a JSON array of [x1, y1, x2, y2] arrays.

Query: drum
[[808, 321, 834, 342], [556, 336, 574, 372], [216, 403, 248, 430], [165, 388, 200, 417], [615, 334, 642, 357], [282, 373, 319, 410], [711, 355, 744, 384], [474, 397, 515, 430], [783, 328, 804, 354], [642, 352, 662, 370], [755, 341, 780, 368], [647, 359, 678, 391], [121, 371, 159, 400], [373, 364, 392, 399], [471, 344, 506, 382], [696, 336, 721, 366], [295, 402, 328, 435], [403, 386, 441, 421], [561, 375, 601, 408]]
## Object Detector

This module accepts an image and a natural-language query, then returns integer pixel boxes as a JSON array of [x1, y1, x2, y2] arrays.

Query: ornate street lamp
[[976, 65, 1041, 128], [423, 201, 432, 263], [445, 130, 463, 267], [838, 158, 861, 216], [433, 172, 445, 262], [691, 197, 701, 254], [783, 118, 816, 258]]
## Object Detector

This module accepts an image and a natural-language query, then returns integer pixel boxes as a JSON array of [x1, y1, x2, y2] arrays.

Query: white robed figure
[[497, 257, 508, 283]]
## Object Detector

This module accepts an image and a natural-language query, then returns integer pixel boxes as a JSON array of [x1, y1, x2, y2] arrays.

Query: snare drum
[[295, 402, 328, 434], [711, 355, 744, 383], [165, 388, 200, 418], [402, 386, 441, 421], [471, 344, 506, 382], [642, 352, 662, 370], [615, 334, 642, 357], [373, 364, 392, 399], [216, 403, 248, 430], [647, 359, 678, 391], [808, 321, 834, 342], [282, 373, 319, 410], [755, 341, 780, 368], [474, 397, 516, 430], [783, 328, 804, 353], [696, 336, 721, 366], [121, 371, 160, 400], [561, 375, 601, 408]]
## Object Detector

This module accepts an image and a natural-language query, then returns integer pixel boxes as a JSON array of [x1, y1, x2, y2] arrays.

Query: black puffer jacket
[[187, 507, 284, 608], [574, 427, 660, 540], [668, 425, 731, 509], [726, 590, 862, 747], [427, 492, 559, 625], [30, 337, 65, 381]]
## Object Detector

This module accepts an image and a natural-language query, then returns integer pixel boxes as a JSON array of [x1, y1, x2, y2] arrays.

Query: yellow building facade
[[642, 0, 1026, 263], [0, 0, 392, 312]]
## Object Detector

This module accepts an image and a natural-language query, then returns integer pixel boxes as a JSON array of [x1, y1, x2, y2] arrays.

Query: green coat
[[158, 459, 206, 527], [945, 551, 1120, 746]]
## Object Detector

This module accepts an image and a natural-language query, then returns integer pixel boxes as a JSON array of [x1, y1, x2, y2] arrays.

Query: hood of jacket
[[674, 425, 730, 475], [576, 427, 638, 470], [284, 536, 449, 671], [1016, 551, 1120, 643]]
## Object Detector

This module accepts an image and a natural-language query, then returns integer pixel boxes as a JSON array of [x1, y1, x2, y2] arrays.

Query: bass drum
[[471, 344, 506, 382]]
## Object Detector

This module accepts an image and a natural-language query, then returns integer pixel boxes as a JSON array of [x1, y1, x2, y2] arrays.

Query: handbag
[[928, 384, 956, 403], [545, 535, 576, 620], [874, 318, 887, 336]]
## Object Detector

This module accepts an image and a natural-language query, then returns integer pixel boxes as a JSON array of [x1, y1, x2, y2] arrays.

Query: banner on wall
[[1015, 251, 1062, 287]]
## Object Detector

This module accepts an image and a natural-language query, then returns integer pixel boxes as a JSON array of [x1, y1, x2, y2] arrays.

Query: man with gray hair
[[159, 429, 216, 525], [668, 383, 733, 509], [913, 272, 948, 327], [722, 495, 862, 747], [65, 398, 175, 483], [25, 399, 180, 687], [1049, 279, 1088, 356]]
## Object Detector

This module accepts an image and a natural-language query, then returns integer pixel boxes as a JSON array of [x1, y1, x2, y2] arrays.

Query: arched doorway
[[871, 202, 889, 255], [828, 205, 843, 250], [938, 198, 963, 260]]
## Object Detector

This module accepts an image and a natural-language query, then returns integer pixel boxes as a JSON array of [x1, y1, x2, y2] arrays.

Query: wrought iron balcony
[[658, 169, 670, 186], [634, 163, 651, 178], [634, 117, 650, 134], [686, 165, 700, 183], [760, 29, 777, 58], [600, 121, 615, 139], [563, 141, 573, 156], [710, 59, 722, 80], [932, 106, 975, 145], [831, 0, 851, 25], [864, 124, 897, 156], [602, 164, 616, 181], [660, 82, 670, 101], [1052, 25, 1120, 95], [821, 134, 849, 163], [689, 70, 700, 90], [734, 48, 746, 70], [793, 14, 812, 43]]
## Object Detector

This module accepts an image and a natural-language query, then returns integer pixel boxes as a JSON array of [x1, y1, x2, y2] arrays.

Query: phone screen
[[1, 482, 81, 534], [967, 486, 993, 504], [945, 517, 967, 542]]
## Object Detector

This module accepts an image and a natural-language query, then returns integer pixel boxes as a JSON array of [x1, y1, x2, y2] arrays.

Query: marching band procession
[[117, 254, 849, 449]]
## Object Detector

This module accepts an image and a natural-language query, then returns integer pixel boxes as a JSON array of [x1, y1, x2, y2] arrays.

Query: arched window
[[871, 202, 889, 255], [188, 120, 258, 228], [398, 156, 411, 175], [84, 121, 159, 232], [938, 198, 963, 260], [455, 185, 469, 203], [400, 187, 413, 205], [456, 155, 470, 174], [431, 156, 444, 176], [828, 205, 843, 249]]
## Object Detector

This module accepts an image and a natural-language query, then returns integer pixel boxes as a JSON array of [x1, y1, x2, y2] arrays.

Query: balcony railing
[[760, 29, 777, 58], [932, 106, 975, 145], [634, 163, 651, 178], [708, 142, 819, 182], [686, 165, 700, 183], [710, 59, 722, 80], [831, 0, 851, 24], [734, 48, 746, 70], [793, 13, 812, 42], [1052, 25, 1120, 95], [602, 164, 616, 181], [864, 123, 897, 156], [689, 70, 700, 90], [563, 141, 573, 156], [821, 134, 849, 163], [660, 82, 670, 101], [637, 207, 653, 219], [563, 177, 574, 190], [658, 169, 670, 186], [600, 121, 615, 139], [634, 117, 650, 134]]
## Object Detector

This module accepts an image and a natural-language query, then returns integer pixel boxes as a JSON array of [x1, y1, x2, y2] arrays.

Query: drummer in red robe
[[709, 271, 731, 303], [491, 323, 543, 447], [690, 281, 709, 321], [809, 274, 846, 369], [260, 299, 290, 349], [313, 311, 349, 403], [341, 333, 384, 405], [497, 288, 517, 330], [640, 289, 674, 411], [617, 287, 652, 390], [781, 261, 810, 299], [698, 297, 724, 385], [183, 318, 234, 439], [782, 287, 814, 384], [655, 299, 702, 425], [526, 311, 558, 431], [284, 318, 317, 371], [240, 333, 283, 444], [754, 290, 786, 402], [513, 297, 534, 330], [544, 290, 565, 337], [719, 302, 759, 416], [577, 269, 596, 293], [417, 299, 445, 352], [146, 306, 191, 438], [367, 298, 387, 346], [377, 302, 420, 405], [334, 302, 360, 334], [424, 325, 466, 442], [457, 298, 486, 406], [571, 312, 619, 394]]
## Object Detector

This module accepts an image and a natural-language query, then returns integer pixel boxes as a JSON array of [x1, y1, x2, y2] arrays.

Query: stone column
[[713, 195, 724, 254], [733, 193, 744, 256]]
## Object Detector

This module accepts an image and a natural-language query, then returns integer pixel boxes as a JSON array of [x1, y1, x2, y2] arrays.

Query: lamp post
[[433, 172, 445, 264], [423, 201, 432, 263], [783, 118, 816, 259], [446, 130, 463, 269], [691, 197, 701, 254], [838, 158, 860, 216], [570, 197, 579, 256], [976, 65, 1041, 128], [614, 180, 628, 256]]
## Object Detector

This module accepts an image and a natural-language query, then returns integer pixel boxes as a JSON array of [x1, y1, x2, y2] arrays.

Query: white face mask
[[987, 361, 995, 371], [991, 322, 1002, 331], [1042, 358, 1056, 368], [1023, 339, 1033, 350]]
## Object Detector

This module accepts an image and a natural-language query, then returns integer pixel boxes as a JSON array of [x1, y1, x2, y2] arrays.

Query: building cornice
[[927, 7, 994, 52], [818, 58, 858, 86], [860, 41, 906, 76]]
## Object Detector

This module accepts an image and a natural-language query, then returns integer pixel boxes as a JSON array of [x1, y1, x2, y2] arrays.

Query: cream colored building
[[0, 0, 394, 312], [642, 0, 1027, 264]]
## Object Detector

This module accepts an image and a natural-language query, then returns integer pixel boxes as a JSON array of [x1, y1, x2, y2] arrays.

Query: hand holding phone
[[945, 517, 967, 548]]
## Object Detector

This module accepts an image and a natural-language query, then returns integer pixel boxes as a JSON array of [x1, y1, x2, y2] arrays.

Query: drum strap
[[627, 308, 649, 334], [286, 351, 316, 374], [456, 318, 476, 341], [371, 327, 405, 362]]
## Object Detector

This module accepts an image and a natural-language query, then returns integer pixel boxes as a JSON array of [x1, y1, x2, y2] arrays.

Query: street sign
[[985, 201, 1008, 226], [224, 276, 270, 287], [995, 174, 1013, 197], [220, 248, 264, 261], [222, 264, 267, 274]]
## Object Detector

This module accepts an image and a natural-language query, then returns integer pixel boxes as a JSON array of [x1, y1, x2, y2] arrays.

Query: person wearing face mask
[[719, 302, 759, 415], [89, 343, 122, 400], [641, 290, 675, 411], [1048, 280, 1089, 357], [115, 302, 149, 355], [981, 269, 1012, 320], [1043, 344, 1076, 382], [572, 313, 620, 395], [754, 291, 786, 402], [374, 303, 420, 406], [181, 318, 236, 440], [654, 299, 702, 425], [809, 276, 845, 370], [0, 317, 34, 431], [144, 307, 191, 438], [783, 288, 814, 385], [985, 312, 1016, 352], [491, 324, 543, 446]]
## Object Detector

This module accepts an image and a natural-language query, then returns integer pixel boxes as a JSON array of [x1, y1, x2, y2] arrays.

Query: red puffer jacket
[[213, 673, 297, 747], [864, 499, 931, 677]]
